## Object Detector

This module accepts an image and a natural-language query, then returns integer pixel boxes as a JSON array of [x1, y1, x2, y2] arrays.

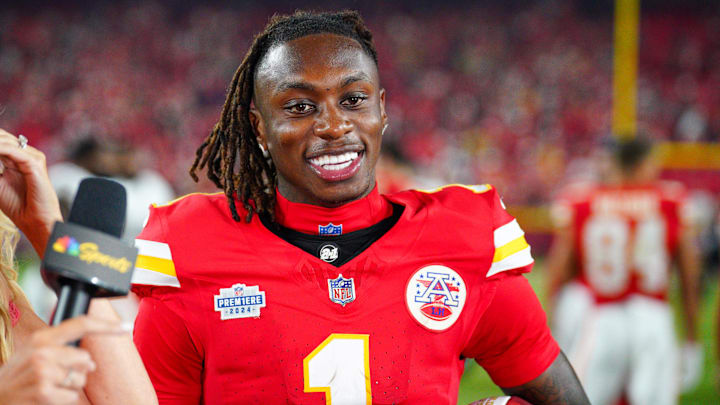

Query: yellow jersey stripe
[[487, 247, 533, 277], [416, 183, 491, 194], [135, 254, 177, 277], [131, 268, 180, 288], [493, 236, 530, 263]]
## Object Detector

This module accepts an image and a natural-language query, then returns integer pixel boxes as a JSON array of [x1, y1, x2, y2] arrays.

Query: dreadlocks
[[189, 10, 379, 222]]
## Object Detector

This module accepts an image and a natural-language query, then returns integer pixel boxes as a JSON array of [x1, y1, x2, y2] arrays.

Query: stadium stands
[[1, 1, 718, 203]]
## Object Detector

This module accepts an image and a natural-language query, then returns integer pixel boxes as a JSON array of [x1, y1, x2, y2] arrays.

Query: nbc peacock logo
[[53, 235, 80, 256]]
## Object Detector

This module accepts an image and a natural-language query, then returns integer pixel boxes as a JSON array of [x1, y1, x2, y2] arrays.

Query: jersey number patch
[[303, 334, 372, 404], [583, 214, 669, 296]]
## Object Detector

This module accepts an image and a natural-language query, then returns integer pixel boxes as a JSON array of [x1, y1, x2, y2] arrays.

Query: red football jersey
[[553, 181, 688, 302], [131, 185, 559, 404]]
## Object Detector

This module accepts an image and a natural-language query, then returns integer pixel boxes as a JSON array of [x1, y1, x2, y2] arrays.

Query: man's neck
[[273, 185, 393, 235]]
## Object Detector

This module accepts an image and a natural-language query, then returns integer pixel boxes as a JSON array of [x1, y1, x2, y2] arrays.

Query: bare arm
[[80, 298, 158, 405], [676, 224, 700, 342], [502, 351, 589, 405], [545, 224, 577, 310]]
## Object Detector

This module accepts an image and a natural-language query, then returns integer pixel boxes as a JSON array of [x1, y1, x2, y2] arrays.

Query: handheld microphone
[[41, 177, 138, 326]]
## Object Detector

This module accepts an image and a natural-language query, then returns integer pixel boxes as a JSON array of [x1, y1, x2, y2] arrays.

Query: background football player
[[547, 136, 701, 405]]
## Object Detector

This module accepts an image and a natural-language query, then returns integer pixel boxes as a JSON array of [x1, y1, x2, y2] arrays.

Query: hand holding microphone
[[42, 177, 138, 326], [0, 128, 156, 405], [0, 128, 136, 327]]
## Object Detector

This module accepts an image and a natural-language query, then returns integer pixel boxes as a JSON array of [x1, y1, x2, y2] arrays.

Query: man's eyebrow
[[275, 73, 371, 93], [340, 73, 371, 88], [276, 81, 316, 93]]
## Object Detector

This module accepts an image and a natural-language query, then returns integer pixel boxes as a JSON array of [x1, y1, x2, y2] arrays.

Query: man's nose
[[313, 105, 352, 140]]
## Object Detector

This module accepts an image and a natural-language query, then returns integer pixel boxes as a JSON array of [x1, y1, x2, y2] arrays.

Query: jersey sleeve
[[134, 296, 203, 404], [462, 273, 560, 387], [131, 204, 201, 403], [486, 187, 534, 278], [131, 205, 181, 294]]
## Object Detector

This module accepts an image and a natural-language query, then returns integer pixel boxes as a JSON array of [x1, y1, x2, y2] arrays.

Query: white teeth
[[308, 152, 359, 170], [329, 161, 352, 170]]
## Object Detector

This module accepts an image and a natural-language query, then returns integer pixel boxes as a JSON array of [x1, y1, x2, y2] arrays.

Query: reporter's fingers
[[35, 383, 81, 405], [52, 389, 82, 405], [0, 128, 34, 145], [0, 130, 39, 155], [0, 128, 18, 138], [0, 134, 45, 158], [0, 135, 46, 176], [33, 345, 97, 373], [33, 315, 124, 346], [61, 368, 89, 390], [22, 348, 92, 403]]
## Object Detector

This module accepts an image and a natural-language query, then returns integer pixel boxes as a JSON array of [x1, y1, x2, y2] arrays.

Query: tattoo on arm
[[500, 351, 590, 405]]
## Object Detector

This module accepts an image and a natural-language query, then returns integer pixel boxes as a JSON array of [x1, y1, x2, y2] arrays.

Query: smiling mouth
[[307, 151, 364, 181], [308, 151, 360, 170]]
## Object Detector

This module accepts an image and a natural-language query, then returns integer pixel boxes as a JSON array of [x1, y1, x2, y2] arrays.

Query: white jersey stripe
[[135, 239, 173, 260], [493, 219, 525, 247], [133, 239, 179, 286], [486, 246, 534, 277], [131, 267, 181, 288], [475, 398, 512, 405]]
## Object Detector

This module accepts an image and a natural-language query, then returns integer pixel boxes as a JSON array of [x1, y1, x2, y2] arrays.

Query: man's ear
[[249, 105, 268, 150], [379, 88, 388, 133]]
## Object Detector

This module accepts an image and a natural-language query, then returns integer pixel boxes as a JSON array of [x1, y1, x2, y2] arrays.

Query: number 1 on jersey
[[303, 334, 372, 405]]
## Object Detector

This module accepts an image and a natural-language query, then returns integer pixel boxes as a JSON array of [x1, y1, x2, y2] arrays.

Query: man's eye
[[342, 96, 367, 107], [287, 103, 314, 114]]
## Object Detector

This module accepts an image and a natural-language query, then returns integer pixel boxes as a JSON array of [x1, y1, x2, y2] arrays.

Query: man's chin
[[312, 180, 373, 207]]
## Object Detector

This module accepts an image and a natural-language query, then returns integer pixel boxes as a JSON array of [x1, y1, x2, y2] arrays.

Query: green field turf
[[457, 265, 720, 404]]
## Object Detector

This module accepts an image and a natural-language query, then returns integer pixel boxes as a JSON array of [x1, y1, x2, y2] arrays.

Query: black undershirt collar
[[259, 203, 405, 267]]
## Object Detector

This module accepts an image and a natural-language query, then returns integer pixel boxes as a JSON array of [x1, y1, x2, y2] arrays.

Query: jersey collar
[[274, 185, 393, 235]]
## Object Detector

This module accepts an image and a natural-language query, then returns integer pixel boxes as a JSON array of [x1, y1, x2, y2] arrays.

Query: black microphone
[[41, 177, 138, 326]]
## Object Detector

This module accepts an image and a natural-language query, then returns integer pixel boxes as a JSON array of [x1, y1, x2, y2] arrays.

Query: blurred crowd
[[0, 1, 718, 206]]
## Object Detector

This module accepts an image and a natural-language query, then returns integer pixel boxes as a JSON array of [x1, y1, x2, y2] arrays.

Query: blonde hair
[[0, 210, 21, 364]]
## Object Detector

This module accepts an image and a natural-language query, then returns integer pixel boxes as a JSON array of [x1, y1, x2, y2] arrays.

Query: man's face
[[250, 33, 387, 207]]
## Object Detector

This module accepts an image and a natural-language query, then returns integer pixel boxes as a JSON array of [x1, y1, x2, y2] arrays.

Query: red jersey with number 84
[[553, 181, 687, 303]]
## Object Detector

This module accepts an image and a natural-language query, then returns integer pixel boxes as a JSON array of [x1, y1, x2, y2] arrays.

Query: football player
[[547, 136, 701, 405], [131, 10, 589, 404]]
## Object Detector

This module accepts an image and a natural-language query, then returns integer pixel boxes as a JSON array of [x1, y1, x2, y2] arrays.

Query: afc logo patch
[[405, 265, 467, 331]]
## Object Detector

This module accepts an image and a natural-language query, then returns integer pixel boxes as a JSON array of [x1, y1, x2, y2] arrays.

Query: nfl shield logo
[[318, 222, 342, 235], [328, 274, 356, 306]]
